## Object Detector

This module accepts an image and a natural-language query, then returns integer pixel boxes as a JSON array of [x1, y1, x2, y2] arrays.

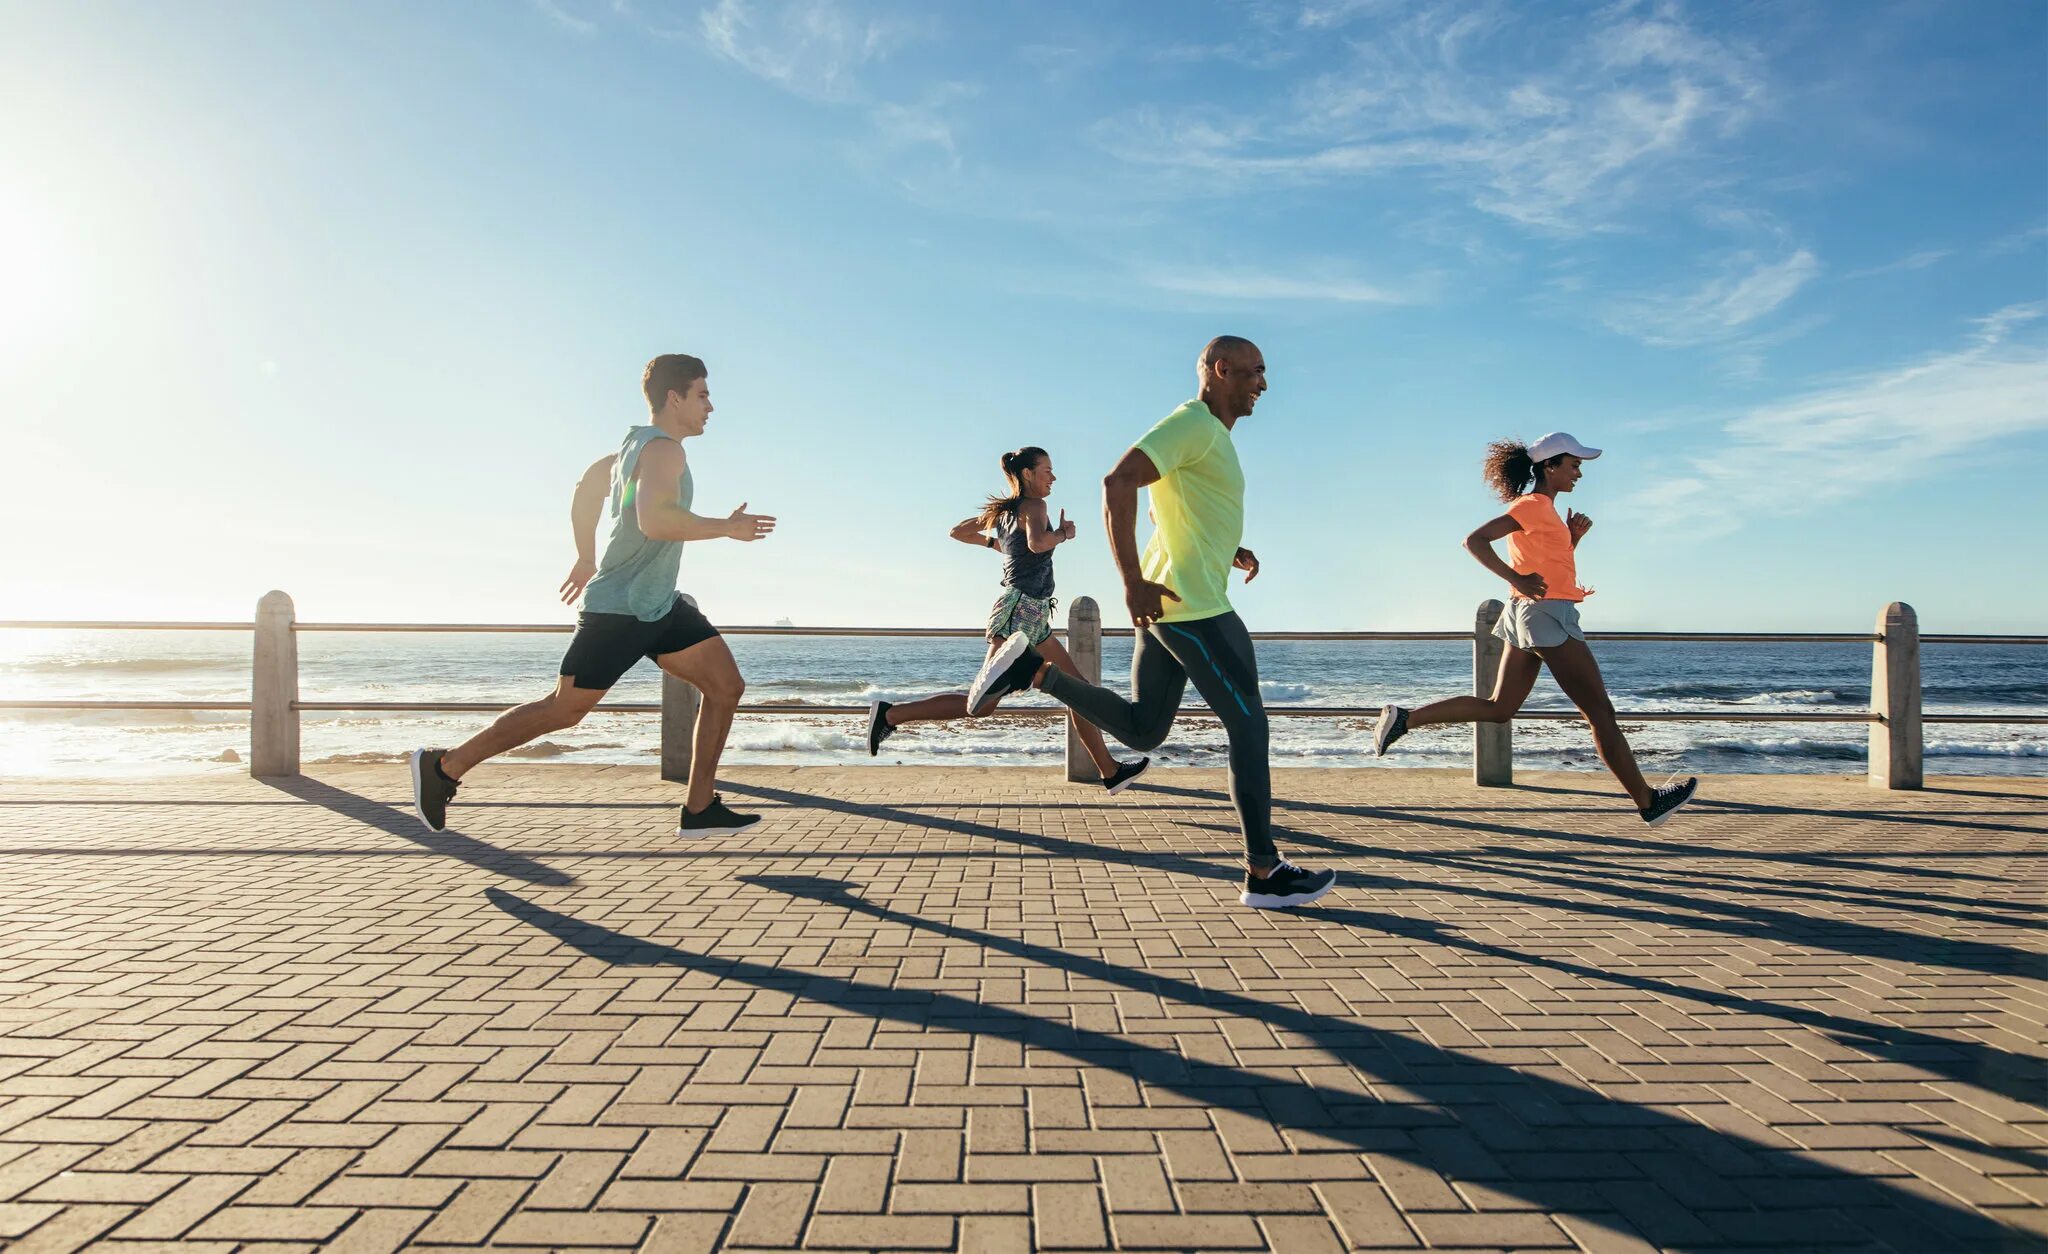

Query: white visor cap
[[1527, 432, 1602, 463]]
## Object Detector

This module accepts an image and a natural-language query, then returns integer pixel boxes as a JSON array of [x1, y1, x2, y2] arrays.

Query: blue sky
[[2, 0, 2044, 633]]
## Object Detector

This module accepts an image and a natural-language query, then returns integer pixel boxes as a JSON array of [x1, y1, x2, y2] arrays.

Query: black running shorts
[[559, 598, 720, 690]]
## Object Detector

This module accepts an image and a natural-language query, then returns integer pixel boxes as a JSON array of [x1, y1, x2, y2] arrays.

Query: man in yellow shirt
[[968, 337, 1335, 910]]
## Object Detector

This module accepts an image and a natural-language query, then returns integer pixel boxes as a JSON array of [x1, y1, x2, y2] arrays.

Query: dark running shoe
[[409, 748, 458, 832], [679, 794, 762, 838], [1373, 704, 1410, 757], [967, 634, 1042, 716], [1240, 859, 1337, 909], [1101, 757, 1150, 795], [1640, 777, 1699, 827], [866, 701, 896, 757]]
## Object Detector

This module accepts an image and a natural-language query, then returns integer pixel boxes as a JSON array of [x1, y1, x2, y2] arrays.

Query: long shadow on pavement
[[488, 882, 2026, 1252], [260, 776, 574, 887]]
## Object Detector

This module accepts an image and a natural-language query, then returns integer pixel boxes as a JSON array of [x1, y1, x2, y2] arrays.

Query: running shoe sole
[[1638, 778, 1703, 827], [967, 634, 1031, 715], [866, 701, 886, 757], [408, 748, 443, 833], [1642, 790, 1696, 827], [677, 821, 760, 838], [1372, 705, 1404, 757], [1103, 759, 1149, 796], [1240, 877, 1337, 910]]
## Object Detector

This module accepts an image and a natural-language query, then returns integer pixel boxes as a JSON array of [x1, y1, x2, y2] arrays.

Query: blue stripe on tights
[[1163, 623, 1251, 717]]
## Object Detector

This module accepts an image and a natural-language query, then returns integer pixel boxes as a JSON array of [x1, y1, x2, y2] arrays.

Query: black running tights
[[1041, 611, 1273, 863]]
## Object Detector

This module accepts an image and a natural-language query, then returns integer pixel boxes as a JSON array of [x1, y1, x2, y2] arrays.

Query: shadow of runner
[[488, 883, 2023, 1251], [262, 776, 574, 887]]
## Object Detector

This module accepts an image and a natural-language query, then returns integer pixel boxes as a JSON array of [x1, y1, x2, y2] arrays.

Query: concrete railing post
[[1065, 596, 1103, 783], [1473, 599, 1511, 787], [661, 595, 704, 784], [251, 590, 299, 777], [1870, 601, 1922, 790]]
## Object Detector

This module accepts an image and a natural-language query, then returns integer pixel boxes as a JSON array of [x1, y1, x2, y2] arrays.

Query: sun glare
[[0, 189, 82, 358]]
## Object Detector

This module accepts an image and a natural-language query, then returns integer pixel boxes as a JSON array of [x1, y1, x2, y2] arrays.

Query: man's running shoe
[[1639, 777, 1699, 827], [1373, 705, 1410, 757], [679, 794, 762, 838], [409, 748, 459, 832], [1240, 859, 1337, 909], [866, 701, 896, 756], [1101, 757, 1150, 795], [967, 634, 1042, 715]]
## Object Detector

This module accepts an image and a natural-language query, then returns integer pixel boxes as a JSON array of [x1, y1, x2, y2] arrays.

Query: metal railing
[[4, 593, 2043, 790]]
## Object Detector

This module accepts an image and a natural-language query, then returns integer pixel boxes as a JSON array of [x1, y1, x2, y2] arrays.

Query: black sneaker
[[678, 794, 762, 838], [1101, 757, 1150, 796], [409, 748, 459, 832], [866, 701, 896, 757], [1373, 704, 1409, 757], [1640, 777, 1698, 827], [1240, 859, 1337, 909], [967, 635, 1042, 716]]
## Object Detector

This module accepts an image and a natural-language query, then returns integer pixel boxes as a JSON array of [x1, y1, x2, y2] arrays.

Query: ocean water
[[0, 628, 2042, 778]]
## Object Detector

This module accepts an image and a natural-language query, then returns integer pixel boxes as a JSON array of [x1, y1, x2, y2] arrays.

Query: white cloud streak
[[1139, 270, 1410, 304], [1099, 3, 1765, 233], [1620, 303, 2048, 535], [1603, 249, 1820, 347]]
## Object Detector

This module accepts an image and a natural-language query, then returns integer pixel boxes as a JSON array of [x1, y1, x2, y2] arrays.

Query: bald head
[[1199, 335, 1258, 380]]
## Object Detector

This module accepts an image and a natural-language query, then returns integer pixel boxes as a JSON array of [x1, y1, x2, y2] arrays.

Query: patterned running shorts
[[986, 588, 1055, 646]]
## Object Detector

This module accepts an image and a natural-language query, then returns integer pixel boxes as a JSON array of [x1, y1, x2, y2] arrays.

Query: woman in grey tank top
[[861, 448, 1148, 793]]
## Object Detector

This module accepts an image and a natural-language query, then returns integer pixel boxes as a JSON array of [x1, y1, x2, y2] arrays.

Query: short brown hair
[[642, 354, 708, 413]]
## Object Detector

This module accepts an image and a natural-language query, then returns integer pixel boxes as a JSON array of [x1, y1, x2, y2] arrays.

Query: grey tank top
[[998, 511, 1054, 599], [580, 426, 694, 622]]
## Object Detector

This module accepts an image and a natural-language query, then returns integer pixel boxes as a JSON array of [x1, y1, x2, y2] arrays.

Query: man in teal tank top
[[409, 354, 778, 838]]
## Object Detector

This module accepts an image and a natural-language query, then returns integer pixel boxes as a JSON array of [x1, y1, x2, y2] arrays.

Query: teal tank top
[[580, 426, 694, 621]]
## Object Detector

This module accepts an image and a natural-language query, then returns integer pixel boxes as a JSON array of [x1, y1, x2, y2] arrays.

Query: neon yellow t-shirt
[[1134, 400, 1243, 624]]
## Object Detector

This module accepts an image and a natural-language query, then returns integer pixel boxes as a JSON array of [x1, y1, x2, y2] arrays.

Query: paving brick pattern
[[0, 764, 2042, 1251]]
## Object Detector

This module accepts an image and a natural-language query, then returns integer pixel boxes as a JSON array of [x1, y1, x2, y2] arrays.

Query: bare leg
[[886, 637, 1000, 728], [442, 676, 606, 780], [655, 636, 746, 813], [1405, 645, 1542, 729], [1036, 635, 1121, 776], [1533, 637, 1654, 809]]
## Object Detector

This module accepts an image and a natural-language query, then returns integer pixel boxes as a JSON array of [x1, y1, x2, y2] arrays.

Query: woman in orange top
[[1373, 433, 1697, 826]]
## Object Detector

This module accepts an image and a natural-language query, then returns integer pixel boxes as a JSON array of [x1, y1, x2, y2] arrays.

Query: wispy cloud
[[1841, 248, 1952, 281], [695, 0, 963, 162], [530, 0, 597, 34], [1602, 248, 1820, 347], [1619, 303, 2048, 534], [1098, 3, 1765, 233], [1988, 221, 2048, 255], [700, 0, 909, 103], [1139, 269, 1411, 305]]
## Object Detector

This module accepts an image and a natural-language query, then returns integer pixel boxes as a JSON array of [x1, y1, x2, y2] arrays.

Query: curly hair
[[975, 447, 1048, 530], [1481, 438, 1568, 502]]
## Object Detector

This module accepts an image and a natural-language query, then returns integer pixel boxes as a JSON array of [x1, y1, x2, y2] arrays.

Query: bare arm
[[1103, 448, 1179, 627], [950, 517, 992, 547], [1017, 498, 1072, 554], [559, 455, 615, 605], [632, 440, 776, 543], [1465, 514, 1546, 599], [571, 456, 614, 563]]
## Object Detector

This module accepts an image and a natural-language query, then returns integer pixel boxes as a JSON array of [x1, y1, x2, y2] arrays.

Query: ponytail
[[975, 446, 1047, 530], [1482, 438, 1566, 501]]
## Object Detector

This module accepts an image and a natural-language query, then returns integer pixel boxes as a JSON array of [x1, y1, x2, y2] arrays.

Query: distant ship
[[775, 618, 794, 629]]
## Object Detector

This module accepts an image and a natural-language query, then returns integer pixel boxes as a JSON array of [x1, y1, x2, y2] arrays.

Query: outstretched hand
[[558, 559, 598, 605], [1125, 579, 1181, 629], [1233, 547, 1260, 583], [727, 503, 777, 542]]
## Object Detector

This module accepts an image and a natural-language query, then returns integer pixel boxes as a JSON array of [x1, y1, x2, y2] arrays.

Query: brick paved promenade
[[0, 764, 2042, 1252]]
